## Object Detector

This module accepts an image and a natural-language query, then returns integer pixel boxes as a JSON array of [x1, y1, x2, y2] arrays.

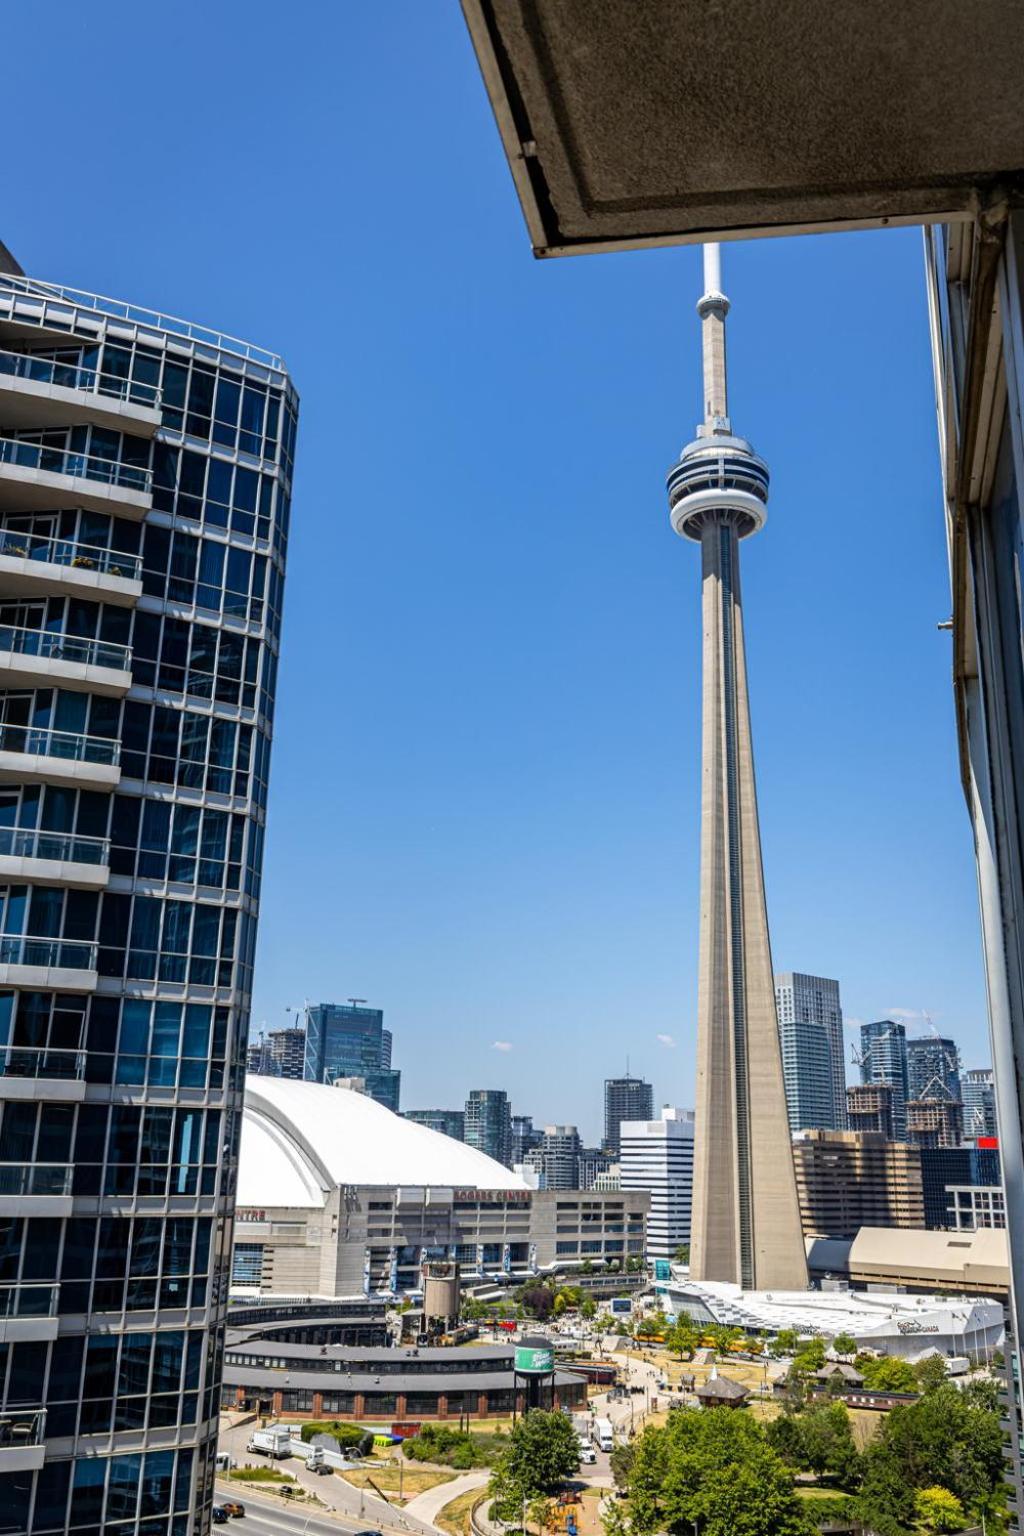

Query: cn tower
[[668, 246, 807, 1291]]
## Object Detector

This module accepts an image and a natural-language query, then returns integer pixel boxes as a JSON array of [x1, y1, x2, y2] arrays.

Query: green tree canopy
[[914, 1355, 949, 1394], [488, 1411, 580, 1522], [858, 1355, 918, 1393], [831, 1333, 857, 1357], [626, 1405, 813, 1536], [915, 1486, 967, 1532], [775, 1329, 799, 1355], [767, 1402, 860, 1490]]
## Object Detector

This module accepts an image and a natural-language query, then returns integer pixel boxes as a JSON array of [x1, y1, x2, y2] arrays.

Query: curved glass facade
[[0, 272, 296, 1535]]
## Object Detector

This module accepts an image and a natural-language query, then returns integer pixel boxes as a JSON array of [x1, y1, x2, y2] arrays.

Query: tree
[[609, 1441, 635, 1490], [915, 1486, 966, 1532], [791, 1339, 827, 1378], [670, 1318, 698, 1359], [488, 1411, 580, 1523], [527, 1495, 553, 1534], [624, 1405, 814, 1536], [775, 1329, 799, 1356], [553, 1293, 567, 1317], [914, 1355, 949, 1395], [673, 1244, 691, 1264], [832, 1333, 857, 1358], [581, 1296, 597, 1321], [519, 1285, 556, 1322], [859, 1355, 918, 1393]]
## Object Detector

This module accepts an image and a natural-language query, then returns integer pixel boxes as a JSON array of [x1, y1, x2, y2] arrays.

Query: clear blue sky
[[2, 3, 989, 1142]]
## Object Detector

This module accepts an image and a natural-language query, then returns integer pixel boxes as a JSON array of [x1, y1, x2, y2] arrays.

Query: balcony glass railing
[[0, 722, 120, 766], [0, 437, 152, 495], [0, 1164, 71, 1196], [0, 1282, 58, 1319], [0, 271, 284, 371], [0, 934, 98, 971], [0, 527, 140, 580], [0, 348, 161, 409], [0, 1041, 86, 1081], [0, 1408, 45, 1450], [0, 624, 130, 673], [0, 824, 109, 866]]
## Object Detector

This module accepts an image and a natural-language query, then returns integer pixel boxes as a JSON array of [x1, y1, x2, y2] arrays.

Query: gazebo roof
[[696, 1375, 749, 1401]]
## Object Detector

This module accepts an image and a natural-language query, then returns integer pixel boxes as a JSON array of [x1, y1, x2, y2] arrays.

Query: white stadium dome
[[238, 1077, 527, 1208]]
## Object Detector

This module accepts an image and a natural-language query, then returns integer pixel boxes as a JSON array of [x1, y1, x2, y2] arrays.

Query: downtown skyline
[[0, 2, 990, 1137]]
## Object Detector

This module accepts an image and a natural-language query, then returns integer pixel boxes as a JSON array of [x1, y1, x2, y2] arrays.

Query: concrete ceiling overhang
[[461, 0, 1024, 256]]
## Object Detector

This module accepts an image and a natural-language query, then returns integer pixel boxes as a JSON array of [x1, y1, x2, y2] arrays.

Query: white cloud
[[491, 1040, 513, 1053], [844, 1017, 866, 1031], [656, 1033, 676, 1049], [886, 1007, 929, 1021]]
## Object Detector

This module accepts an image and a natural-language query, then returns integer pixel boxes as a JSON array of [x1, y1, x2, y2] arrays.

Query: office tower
[[527, 1125, 581, 1190], [669, 244, 806, 1290], [907, 1034, 962, 1104], [620, 1108, 695, 1261], [303, 1000, 400, 1111], [859, 1020, 910, 1138], [404, 1108, 465, 1141], [962, 1067, 998, 1141], [603, 1075, 654, 1158], [0, 262, 296, 1533], [510, 1112, 541, 1165], [777, 1014, 835, 1133], [464, 1088, 512, 1168], [919, 1144, 1002, 1229], [907, 1097, 964, 1149], [247, 1025, 305, 1079], [791, 1131, 925, 1239], [578, 1145, 612, 1190], [846, 1082, 896, 1139], [775, 972, 846, 1129]]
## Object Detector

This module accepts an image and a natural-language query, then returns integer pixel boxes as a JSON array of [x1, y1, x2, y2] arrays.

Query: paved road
[[216, 1486, 379, 1536], [216, 1420, 441, 1536]]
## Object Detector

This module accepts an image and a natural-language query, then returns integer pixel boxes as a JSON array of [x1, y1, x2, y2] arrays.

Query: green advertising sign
[[515, 1344, 555, 1374]]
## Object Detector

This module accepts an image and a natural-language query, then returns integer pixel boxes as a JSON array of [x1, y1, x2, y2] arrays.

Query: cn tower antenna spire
[[698, 243, 731, 435]]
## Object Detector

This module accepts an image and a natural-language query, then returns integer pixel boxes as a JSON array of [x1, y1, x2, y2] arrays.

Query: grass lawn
[[847, 1408, 885, 1450], [436, 1489, 486, 1536], [341, 1466, 457, 1504], [227, 1467, 296, 1484], [797, 1489, 854, 1503]]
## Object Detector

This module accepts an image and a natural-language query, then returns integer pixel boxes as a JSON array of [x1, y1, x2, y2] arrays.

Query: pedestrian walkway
[[404, 1470, 489, 1525]]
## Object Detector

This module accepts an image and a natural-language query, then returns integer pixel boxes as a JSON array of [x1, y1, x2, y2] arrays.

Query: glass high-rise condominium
[[302, 1001, 400, 1111], [774, 972, 847, 1130], [603, 1075, 653, 1158], [0, 262, 296, 1535]]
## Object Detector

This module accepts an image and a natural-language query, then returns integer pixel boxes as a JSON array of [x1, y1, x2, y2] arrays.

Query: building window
[[231, 1243, 264, 1286]]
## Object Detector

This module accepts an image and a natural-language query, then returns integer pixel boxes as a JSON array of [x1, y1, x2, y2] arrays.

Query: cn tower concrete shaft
[[668, 245, 807, 1291], [689, 517, 807, 1289]]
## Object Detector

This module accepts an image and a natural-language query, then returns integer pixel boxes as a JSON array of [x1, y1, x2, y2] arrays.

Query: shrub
[[300, 1420, 373, 1454]]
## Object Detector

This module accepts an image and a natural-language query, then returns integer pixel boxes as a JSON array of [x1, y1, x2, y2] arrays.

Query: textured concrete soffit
[[464, 0, 1024, 252]]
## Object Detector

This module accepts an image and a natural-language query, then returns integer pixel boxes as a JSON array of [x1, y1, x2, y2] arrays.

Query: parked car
[[211, 1511, 229, 1526], [311, 1462, 333, 1476], [220, 1502, 246, 1518]]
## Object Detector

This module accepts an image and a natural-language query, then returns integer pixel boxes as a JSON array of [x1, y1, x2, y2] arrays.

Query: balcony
[[0, 1040, 86, 1105], [0, 348, 161, 437], [0, 1406, 45, 1471], [0, 1282, 59, 1344], [0, 437, 152, 519], [0, 527, 141, 606], [0, 270, 285, 373], [0, 624, 131, 696], [0, 1163, 72, 1224], [0, 824, 109, 889], [0, 933, 98, 992], [0, 722, 120, 791]]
